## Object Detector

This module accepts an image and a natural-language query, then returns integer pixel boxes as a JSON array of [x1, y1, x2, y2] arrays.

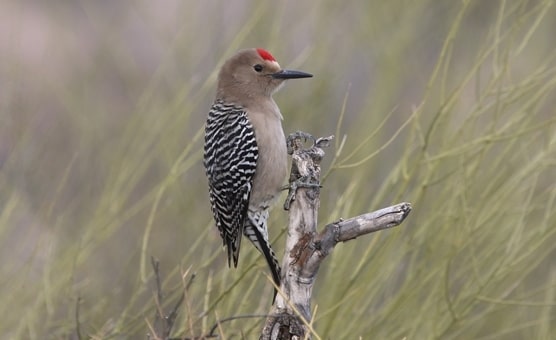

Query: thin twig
[[152, 257, 162, 307], [165, 291, 185, 338], [150, 256, 188, 339], [75, 296, 82, 340]]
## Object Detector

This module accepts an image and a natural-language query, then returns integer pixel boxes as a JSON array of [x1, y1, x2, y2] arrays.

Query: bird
[[203, 48, 312, 296]]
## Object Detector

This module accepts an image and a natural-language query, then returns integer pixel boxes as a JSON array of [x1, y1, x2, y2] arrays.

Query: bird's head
[[216, 48, 312, 101]]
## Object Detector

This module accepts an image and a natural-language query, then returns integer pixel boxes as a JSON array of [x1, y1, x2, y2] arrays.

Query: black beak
[[271, 69, 313, 79]]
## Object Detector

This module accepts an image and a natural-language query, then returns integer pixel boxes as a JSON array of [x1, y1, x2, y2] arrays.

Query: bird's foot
[[282, 176, 322, 210]]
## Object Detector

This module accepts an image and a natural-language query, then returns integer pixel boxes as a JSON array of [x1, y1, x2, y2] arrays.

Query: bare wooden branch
[[260, 132, 412, 339]]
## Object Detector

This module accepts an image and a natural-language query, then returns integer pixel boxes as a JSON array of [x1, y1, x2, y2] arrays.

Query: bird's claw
[[283, 176, 322, 210]]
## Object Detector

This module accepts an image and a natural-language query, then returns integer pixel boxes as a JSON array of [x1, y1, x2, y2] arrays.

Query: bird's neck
[[217, 94, 282, 120]]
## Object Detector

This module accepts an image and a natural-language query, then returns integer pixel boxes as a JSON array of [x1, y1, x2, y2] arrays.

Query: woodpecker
[[203, 48, 312, 295]]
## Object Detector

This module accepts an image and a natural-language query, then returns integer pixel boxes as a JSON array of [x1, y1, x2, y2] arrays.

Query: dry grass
[[1, 0, 555, 338]]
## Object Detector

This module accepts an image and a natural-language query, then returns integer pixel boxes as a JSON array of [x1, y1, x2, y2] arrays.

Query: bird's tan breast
[[247, 107, 288, 209]]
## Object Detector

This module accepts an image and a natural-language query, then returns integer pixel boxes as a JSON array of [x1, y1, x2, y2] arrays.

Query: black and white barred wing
[[203, 101, 258, 267]]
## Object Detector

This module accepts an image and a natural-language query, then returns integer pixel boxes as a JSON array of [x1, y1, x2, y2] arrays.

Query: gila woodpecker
[[203, 48, 312, 296]]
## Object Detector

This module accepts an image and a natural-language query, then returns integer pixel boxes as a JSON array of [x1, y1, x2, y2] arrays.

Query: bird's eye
[[253, 64, 263, 72]]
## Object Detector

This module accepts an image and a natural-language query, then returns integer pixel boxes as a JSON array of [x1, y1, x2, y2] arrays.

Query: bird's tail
[[244, 209, 281, 301]]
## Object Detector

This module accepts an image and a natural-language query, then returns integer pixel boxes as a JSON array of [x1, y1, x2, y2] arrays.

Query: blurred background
[[1, 0, 555, 338]]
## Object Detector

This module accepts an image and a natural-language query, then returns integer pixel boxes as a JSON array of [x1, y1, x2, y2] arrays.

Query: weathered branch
[[261, 132, 412, 339]]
